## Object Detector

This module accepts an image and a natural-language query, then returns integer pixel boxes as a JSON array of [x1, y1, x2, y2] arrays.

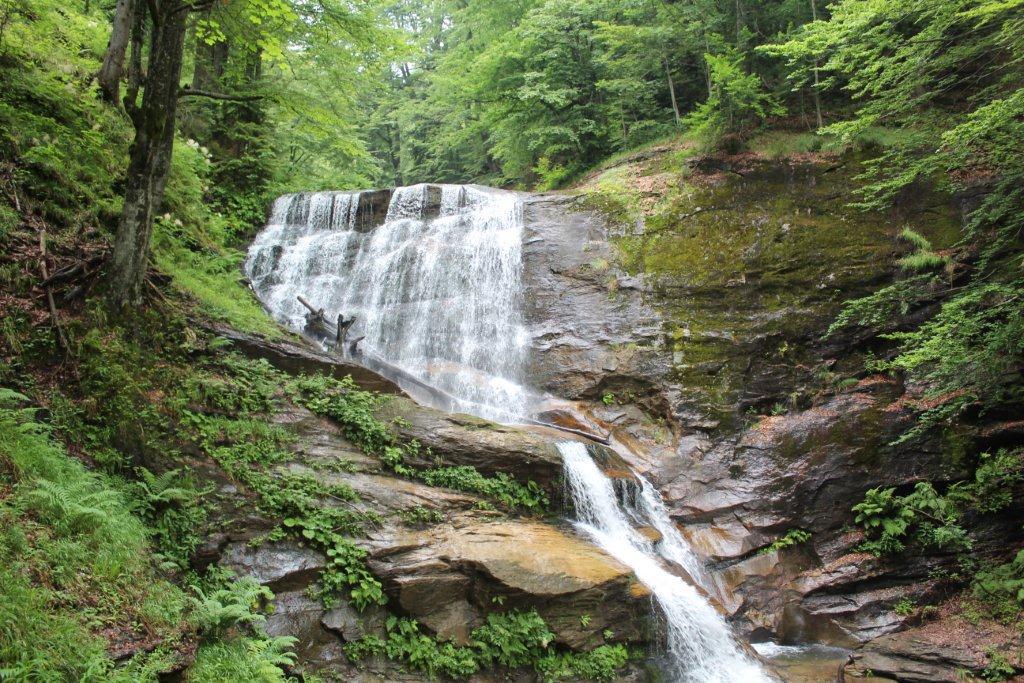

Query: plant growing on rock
[[758, 528, 811, 555], [292, 373, 549, 512], [852, 450, 1022, 557], [852, 483, 970, 556], [344, 610, 631, 681]]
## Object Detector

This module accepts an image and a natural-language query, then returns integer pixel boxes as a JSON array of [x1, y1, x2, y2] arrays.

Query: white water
[[558, 441, 769, 683], [245, 184, 531, 422]]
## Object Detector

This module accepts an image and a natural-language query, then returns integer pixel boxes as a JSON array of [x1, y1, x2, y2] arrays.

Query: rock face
[[845, 612, 1024, 682], [199, 396, 653, 679], [515, 156, 1024, 679], [367, 518, 651, 648], [373, 395, 565, 492], [225, 156, 1003, 680], [520, 193, 665, 405]]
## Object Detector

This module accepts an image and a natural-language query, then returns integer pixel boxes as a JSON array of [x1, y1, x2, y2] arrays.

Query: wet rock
[[520, 194, 666, 404], [265, 590, 347, 667], [659, 386, 973, 646], [209, 323, 405, 395], [321, 602, 388, 642], [665, 387, 960, 553], [352, 188, 392, 231], [374, 395, 565, 491], [367, 518, 652, 649], [844, 613, 1024, 683], [220, 541, 325, 592]]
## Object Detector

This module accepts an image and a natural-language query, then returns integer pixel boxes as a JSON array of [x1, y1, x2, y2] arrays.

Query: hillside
[[1, 1, 1023, 682]]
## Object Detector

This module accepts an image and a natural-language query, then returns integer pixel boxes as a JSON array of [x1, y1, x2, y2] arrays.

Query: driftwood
[[37, 228, 69, 353], [336, 313, 356, 345], [296, 294, 324, 322]]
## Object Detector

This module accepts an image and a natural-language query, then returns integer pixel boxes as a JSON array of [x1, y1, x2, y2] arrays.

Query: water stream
[[246, 184, 771, 681], [559, 441, 769, 682]]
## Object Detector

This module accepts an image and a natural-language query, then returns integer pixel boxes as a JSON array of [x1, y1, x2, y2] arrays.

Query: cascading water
[[558, 441, 770, 682], [245, 184, 530, 422], [247, 183, 771, 681]]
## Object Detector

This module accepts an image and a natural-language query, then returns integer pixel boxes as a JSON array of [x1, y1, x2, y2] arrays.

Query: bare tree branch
[[178, 88, 266, 101]]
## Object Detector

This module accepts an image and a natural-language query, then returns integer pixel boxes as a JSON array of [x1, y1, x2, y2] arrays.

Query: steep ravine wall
[[238, 157, 1017, 680], [524, 156, 1024, 679]]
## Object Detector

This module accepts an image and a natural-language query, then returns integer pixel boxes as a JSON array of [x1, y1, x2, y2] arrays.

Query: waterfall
[[248, 183, 771, 681], [245, 184, 530, 422], [558, 441, 769, 683]]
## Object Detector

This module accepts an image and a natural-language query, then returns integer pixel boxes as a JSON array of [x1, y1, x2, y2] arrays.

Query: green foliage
[[759, 528, 811, 555], [292, 374, 549, 512], [973, 549, 1024, 624], [189, 636, 298, 682], [896, 228, 949, 273], [191, 577, 275, 640], [151, 209, 284, 339], [683, 51, 784, 149], [0, 0, 128, 231], [827, 275, 938, 336], [893, 596, 916, 616], [419, 466, 549, 512], [281, 515, 386, 610], [0, 390, 190, 679], [853, 450, 1021, 556], [980, 648, 1016, 681], [130, 467, 209, 571], [852, 483, 970, 556], [400, 505, 445, 527], [773, 0, 1024, 449], [345, 609, 630, 681], [881, 282, 1024, 443], [289, 374, 393, 455]]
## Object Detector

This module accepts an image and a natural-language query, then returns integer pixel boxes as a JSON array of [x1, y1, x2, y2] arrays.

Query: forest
[[0, 0, 1022, 680]]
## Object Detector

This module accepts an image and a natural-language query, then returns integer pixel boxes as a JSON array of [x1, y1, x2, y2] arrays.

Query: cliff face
[[225, 150, 1018, 681], [514, 150, 1022, 677]]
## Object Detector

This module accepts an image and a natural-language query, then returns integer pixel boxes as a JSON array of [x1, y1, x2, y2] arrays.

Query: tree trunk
[[734, 0, 743, 43], [810, 0, 824, 129], [108, 1, 188, 307], [98, 0, 135, 103], [124, 0, 147, 112], [703, 33, 713, 97], [664, 57, 681, 123]]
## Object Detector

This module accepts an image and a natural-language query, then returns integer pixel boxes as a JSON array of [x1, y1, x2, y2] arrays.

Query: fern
[[190, 577, 274, 640]]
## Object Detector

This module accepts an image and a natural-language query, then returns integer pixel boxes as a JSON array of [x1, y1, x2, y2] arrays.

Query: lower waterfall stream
[[246, 184, 771, 681], [558, 442, 769, 683]]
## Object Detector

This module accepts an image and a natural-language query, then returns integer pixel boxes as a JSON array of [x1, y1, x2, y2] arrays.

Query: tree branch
[[178, 88, 266, 101]]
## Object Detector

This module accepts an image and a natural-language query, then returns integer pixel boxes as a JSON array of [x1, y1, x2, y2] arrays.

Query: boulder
[[367, 518, 652, 649], [846, 614, 1024, 683], [220, 541, 325, 592], [374, 395, 565, 492]]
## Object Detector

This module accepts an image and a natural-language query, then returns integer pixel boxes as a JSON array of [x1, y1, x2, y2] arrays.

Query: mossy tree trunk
[[98, 0, 135, 103], [108, 0, 189, 307]]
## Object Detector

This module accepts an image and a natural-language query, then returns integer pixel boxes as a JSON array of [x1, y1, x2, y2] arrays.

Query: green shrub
[[0, 389, 189, 678], [345, 610, 631, 681], [758, 528, 811, 555], [189, 637, 298, 683], [420, 466, 549, 512], [683, 51, 784, 149], [852, 483, 970, 556]]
